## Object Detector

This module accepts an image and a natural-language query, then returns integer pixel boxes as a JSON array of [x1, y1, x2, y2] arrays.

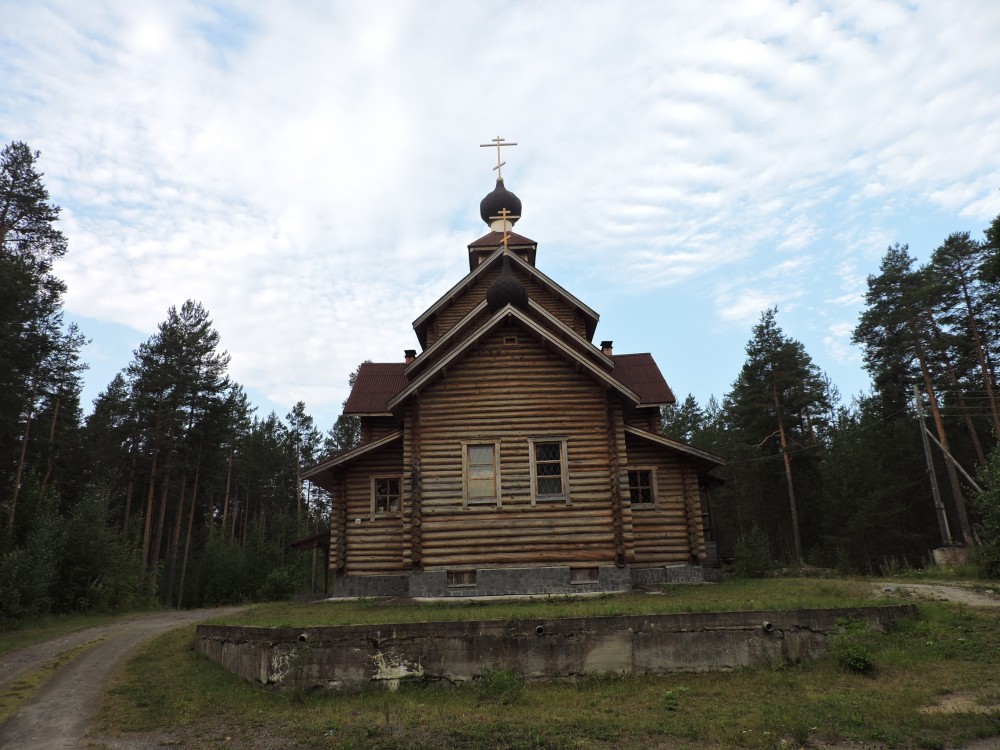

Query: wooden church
[[304, 142, 724, 597]]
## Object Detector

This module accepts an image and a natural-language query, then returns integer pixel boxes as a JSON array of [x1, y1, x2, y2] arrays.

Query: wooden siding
[[624, 432, 706, 566], [334, 440, 406, 575], [425, 265, 587, 349], [624, 408, 661, 433], [361, 416, 399, 444], [412, 326, 627, 568]]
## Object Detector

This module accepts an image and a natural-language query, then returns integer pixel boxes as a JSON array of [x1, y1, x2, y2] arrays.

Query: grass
[[93, 577, 1000, 749], [0, 611, 127, 658], [211, 577, 893, 629]]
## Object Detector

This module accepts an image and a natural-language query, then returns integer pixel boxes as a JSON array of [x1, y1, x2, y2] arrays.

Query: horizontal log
[[422, 550, 614, 564]]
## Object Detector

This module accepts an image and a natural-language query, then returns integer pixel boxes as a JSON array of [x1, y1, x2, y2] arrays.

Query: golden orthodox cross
[[490, 208, 519, 252], [480, 135, 517, 179]]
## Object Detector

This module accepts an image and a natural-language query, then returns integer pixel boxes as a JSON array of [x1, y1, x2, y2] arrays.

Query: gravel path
[[877, 581, 1000, 608], [0, 607, 242, 750]]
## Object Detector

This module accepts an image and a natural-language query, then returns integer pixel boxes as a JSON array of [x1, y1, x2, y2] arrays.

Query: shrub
[[729, 524, 774, 579], [974, 448, 1000, 579], [831, 617, 876, 674]]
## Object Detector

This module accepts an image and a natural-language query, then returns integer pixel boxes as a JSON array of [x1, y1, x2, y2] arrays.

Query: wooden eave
[[302, 430, 403, 482], [406, 297, 612, 379], [389, 305, 640, 411], [623, 425, 726, 469], [412, 247, 601, 349], [406, 300, 489, 377]]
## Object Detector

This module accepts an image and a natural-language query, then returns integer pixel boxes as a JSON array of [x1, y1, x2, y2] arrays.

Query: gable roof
[[389, 304, 641, 411], [302, 430, 403, 486], [611, 353, 676, 406], [412, 247, 600, 348], [342, 362, 408, 416], [624, 425, 725, 469], [468, 230, 537, 249]]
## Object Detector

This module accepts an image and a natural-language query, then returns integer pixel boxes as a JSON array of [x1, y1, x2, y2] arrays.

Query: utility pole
[[914, 385, 952, 546]]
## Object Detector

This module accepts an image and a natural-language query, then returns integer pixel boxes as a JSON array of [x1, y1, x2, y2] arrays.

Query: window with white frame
[[371, 476, 402, 517], [528, 438, 569, 504], [464, 441, 501, 505], [627, 468, 656, 507]]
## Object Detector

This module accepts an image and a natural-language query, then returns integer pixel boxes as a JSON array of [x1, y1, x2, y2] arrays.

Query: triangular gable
[[412, 247, 600, 349], [623, 425, 725, 470], [406, 296, 612, 379], [390, 305, 639, 411], [302, 431, 403, 488]]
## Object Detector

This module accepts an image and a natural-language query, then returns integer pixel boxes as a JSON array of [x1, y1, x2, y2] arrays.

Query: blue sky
[[2, 1, 999, 431]]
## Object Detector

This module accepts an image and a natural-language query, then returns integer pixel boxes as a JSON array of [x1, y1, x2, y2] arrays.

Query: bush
[[974, 448, 1000, 579], [729, 524, 774, 579], [0, 483, 64, 620], [258, 566, 301, 602], [831, 617, 876, 674]]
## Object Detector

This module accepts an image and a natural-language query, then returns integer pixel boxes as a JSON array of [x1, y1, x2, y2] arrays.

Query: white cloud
[[3, 0, 1000, 424]]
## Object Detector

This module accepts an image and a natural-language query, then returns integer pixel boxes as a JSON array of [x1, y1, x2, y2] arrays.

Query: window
[[371, 476, 401, 517], [627, 469, 656, 507], [528, 438, 569, 504], [464, 442, 501, 505]]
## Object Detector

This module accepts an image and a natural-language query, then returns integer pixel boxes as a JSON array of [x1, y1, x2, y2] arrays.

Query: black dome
[[487, 254, 529, 312], [479, 178, 522, 226]]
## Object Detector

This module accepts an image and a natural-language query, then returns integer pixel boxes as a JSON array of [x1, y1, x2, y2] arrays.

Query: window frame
[[370, 475, 403, 519], [462, 440, 502, 507], [626, 467, 658, 509], [527, 437, 570, 505]]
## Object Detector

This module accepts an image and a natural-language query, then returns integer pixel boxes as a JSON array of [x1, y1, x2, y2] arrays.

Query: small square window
[[372, 476, 401, 516], [447, 570, 477, 587], [627, 469, 655, 507]]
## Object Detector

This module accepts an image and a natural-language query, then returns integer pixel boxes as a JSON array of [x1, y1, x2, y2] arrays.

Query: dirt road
[[0, 607, 242, 750], [877, 581, 1000, 608]]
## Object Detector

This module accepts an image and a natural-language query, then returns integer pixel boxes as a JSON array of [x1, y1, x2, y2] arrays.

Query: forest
[[3, 140, 1000, 621]]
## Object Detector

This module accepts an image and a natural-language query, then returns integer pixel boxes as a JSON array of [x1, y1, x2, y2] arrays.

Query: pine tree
[[729, 308, 830, 562], [853, 245, 974, 545], [0, 141, 77, 526]]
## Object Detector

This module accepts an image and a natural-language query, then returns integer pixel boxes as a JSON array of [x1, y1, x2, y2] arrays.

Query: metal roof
[[610, 353, 676, 406], [341, 362, 408, 415]]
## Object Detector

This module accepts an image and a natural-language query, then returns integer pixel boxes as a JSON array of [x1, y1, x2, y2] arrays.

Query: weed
[[831, 617, 877, 674], [475, 666, 525, 705], [662, 686, 688, 711]]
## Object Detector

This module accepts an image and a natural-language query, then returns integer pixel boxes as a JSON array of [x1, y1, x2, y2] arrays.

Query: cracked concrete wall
[[195, 604, 916, 691]]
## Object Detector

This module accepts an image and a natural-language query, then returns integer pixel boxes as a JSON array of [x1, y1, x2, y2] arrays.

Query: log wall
[[339, 441, 406, 575], [361, 416, 399, 444], [414, 325, 624, 568], [624, 432, 706, 566]]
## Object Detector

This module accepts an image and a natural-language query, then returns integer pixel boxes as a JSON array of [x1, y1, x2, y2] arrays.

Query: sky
[[2, 0, 1000, 431]]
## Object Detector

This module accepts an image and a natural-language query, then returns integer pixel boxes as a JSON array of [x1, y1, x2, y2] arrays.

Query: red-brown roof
[[611, 353, 676, 406], [342, 362, 408, 414], [467, 231, 537, 248]]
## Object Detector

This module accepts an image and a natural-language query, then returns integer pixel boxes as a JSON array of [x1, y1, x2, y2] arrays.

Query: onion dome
[[479, 178, 522, 230], [486, 254, 529, 313]]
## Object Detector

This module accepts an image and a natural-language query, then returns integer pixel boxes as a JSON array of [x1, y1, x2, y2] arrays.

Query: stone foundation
[[331, 564, 717, 598]]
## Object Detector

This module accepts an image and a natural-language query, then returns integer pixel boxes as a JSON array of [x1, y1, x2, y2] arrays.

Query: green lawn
[[210, 577, 894, 628], [94, 579, 1000, 749]]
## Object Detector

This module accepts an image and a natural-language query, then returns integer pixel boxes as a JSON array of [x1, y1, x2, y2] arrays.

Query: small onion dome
[[479, 178, 522, 229], [487, 254, 529, 313]]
